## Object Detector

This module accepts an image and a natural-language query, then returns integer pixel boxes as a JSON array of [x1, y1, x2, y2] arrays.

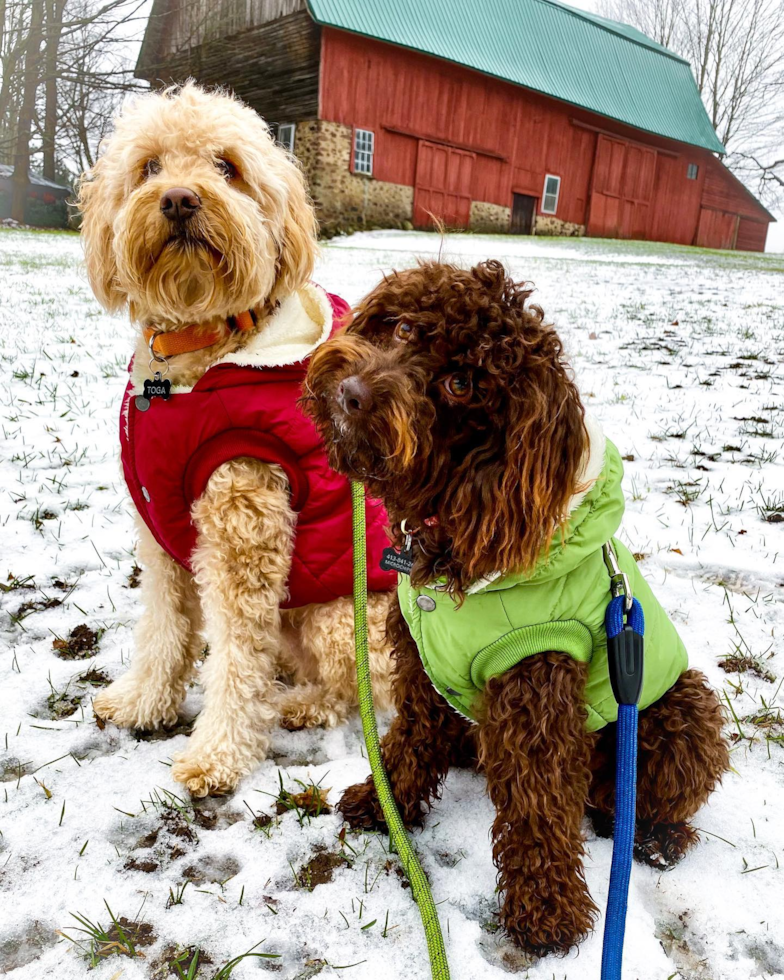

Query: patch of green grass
[[212, 941, 280, 978], [757, 491, 784, 524], [665, 479, 703, 506], [58, 900, 154, 966], [257, 772, 332, 828]]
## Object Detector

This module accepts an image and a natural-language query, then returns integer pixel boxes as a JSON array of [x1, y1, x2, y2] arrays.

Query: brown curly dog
[[302, 259, 729, 957]]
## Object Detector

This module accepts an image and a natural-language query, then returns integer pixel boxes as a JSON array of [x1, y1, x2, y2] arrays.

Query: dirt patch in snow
[[182, 853, 241, 885], [0, 920, 56, 972], [296, 847, 349, 888], [52, 624, 100, 659], [151, 944, 214, 979]]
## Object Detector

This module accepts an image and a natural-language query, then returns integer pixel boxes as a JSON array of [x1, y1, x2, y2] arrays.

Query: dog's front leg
[[479, 652, 597, 958], [94, 519, 203, 729], [339, 603, 475, 829], [171, 459, 294, 797]]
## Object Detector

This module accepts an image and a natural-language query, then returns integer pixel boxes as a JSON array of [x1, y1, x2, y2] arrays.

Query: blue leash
[[601, 545, 645, 980]]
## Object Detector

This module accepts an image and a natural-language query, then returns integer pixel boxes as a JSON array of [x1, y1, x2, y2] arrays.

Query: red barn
[[136, 0, 774, 250]]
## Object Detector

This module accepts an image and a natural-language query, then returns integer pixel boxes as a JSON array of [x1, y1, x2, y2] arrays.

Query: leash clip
[[400, 518, 414, 552], [603, 541, 632, 614]]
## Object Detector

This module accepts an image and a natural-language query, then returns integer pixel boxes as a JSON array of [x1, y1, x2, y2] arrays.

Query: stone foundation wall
[[535, 215, 585, 237], [295, 121, 586, 238], [295, 120, 413, 234], [469, 200, 510, 233]]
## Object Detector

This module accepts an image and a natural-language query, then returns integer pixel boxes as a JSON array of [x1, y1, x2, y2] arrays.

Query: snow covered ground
[[0, 226, 783, 980]]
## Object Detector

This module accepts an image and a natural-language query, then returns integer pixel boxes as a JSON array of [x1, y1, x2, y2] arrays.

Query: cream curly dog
[[78, 83, 392, 797]]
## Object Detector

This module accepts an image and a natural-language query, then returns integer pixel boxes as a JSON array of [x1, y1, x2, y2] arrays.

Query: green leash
[[351, 481, 451, 980]]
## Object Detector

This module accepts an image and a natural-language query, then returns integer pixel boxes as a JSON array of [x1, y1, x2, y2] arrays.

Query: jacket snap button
[[416, 595, 436, 612], [141, 487, 151, 502]]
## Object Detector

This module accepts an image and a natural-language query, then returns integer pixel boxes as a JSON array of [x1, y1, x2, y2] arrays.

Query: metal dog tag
[[380, 545, 414, 576], [136, 372, 171, 411]]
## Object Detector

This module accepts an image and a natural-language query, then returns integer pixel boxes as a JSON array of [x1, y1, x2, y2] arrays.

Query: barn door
[[620, 144, 656, 239], [587, 136, 626, 238], [413, 141, 475, 229], [588, 135, 656, 240], [695, 208, 739, 249], [511, 193, 536, 234]]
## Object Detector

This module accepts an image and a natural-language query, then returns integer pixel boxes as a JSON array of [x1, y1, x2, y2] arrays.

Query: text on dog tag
[[380, 546, 414, 576]]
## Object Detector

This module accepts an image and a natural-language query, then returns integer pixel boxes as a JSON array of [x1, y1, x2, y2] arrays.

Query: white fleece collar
[[216, 282, 334, 369], [567, 413, 607, 514]]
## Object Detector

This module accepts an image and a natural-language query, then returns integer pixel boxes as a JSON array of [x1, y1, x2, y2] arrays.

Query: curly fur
[[306, 259, 729, 953], [304, 260, 587, 598], [78, 81, 316, 326], [589, 668, 729, 867], [338, 601, 476, 830], [479, 655, 597, 955], [85, 84, 393, 795]]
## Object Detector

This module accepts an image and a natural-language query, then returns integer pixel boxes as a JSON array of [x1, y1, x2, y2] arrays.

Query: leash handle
[[351, 482, 451, 980]]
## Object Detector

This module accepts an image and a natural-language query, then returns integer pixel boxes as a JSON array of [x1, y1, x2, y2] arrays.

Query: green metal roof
[[306, 0, 725, 153]]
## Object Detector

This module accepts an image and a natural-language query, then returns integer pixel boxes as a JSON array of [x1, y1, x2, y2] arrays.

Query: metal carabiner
[[603, 541, 633, 614]]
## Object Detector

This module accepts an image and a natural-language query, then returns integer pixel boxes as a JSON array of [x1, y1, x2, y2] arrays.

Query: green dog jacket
[[398, 439, 688, 729]]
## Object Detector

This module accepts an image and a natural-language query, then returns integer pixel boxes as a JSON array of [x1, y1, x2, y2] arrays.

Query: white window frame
[[541, 174, 561, 215], [353, 128, 374, 176], [277, 123, 296, 153], [686, 163, 699, 180]]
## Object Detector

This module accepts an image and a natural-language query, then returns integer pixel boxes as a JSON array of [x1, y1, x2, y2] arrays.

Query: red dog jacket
[[119, 284, 394, 609]]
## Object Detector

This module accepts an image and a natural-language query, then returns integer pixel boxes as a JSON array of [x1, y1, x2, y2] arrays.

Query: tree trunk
[[42, 0, 66, 181], [11, 0, 45, 223]]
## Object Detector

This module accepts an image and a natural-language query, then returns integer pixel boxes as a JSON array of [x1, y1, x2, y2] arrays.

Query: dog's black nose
[[337, 376, 372, 414], [160, 187, 201, 221]]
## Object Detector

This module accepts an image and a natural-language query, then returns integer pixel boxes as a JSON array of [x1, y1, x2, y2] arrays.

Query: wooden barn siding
[[138, 9, 320, 122], [160, 0, 307, 59], [701, 162, 769, 221], [319, 29, 767, 247], [736, 217, 768, 252]]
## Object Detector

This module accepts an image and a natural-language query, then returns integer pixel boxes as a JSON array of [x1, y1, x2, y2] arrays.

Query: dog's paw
[[171, 752, 244, 798], [501, 916, 591, 959], [634, 820, 699, 868], [93, 678, 179, 731], [279, 699, 348, 731], [338, 777, 388, 831], [501, 887, 595, 957]]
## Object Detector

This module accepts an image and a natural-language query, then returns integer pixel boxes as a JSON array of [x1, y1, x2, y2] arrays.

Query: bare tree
[[1, 0, 147, 221], [42, 0, 67, 180], [11, 0, 44, 221], [601, 0, 784, 209]]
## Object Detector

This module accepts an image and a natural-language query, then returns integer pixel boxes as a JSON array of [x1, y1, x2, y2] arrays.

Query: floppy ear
[[447, 311, 587, 584], [496, 337, 587, 572], [77, 160, 125, 313], [274, 159, 318, 298]]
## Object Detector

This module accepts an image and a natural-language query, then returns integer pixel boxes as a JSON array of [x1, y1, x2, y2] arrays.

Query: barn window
[[353, 129, 374, 176], [541, 174, 561, 214], [277, 123, 296, 153], [687, 163, 699, 180]]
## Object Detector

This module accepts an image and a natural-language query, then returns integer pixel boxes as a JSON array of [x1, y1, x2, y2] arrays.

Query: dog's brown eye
[[394, 322, 413, 342], [143, 159, 161, 179], [216, 158, 237, 180], [443, 373, 471, 399]]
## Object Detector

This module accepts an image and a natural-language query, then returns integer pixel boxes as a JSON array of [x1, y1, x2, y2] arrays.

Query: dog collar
[[143, 310, 256, 358], [400, 516, 440, 535]]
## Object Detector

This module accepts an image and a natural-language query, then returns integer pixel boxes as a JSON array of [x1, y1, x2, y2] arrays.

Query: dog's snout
[[337, 376, 373, 415], [160, 187, 201, 221]]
